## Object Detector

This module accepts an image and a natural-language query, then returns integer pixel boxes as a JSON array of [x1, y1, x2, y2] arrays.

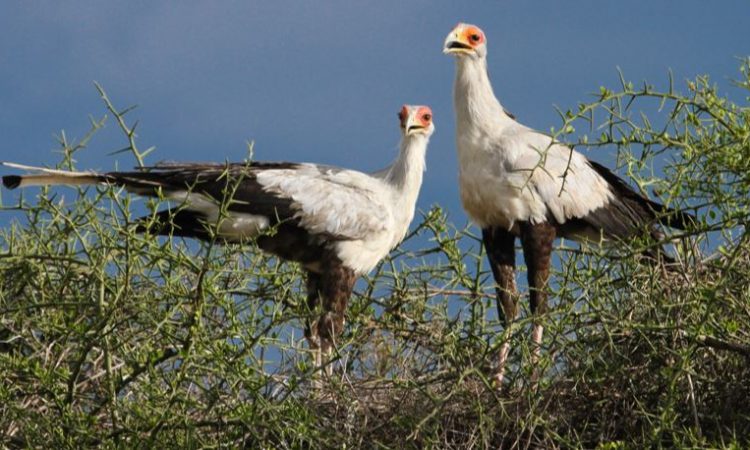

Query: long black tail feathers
[[2, 175, 22, 189]]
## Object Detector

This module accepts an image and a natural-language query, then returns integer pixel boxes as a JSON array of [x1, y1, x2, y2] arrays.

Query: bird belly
[[334, 232, 393, 275], [459, 165, 547, 232]]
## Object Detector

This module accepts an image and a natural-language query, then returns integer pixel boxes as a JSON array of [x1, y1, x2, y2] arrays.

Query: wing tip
[[661, 207, 698, 230]]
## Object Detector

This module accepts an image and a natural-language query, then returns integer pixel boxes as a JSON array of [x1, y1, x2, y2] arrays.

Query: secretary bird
[[2, 104, 435, 372], [443, 23, 693, 384]]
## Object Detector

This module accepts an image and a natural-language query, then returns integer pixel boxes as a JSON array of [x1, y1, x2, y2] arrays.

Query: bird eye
[[470, 34, 481, 43], [422, 114, 432, 122]]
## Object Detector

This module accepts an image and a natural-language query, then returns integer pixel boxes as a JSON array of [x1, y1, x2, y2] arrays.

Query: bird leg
[[303, 273, 324, 371], [482, 227, 518, 387], [313, 259, 356, 378], [520, 222, 555, 383]]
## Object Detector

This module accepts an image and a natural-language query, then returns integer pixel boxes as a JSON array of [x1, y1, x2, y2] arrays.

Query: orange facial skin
[[399, 105, 410, 129], [444, 23, 486, 55], [399, 105, 433, 133], [460, 25, 485, 48], [415, 106, 433, 127]]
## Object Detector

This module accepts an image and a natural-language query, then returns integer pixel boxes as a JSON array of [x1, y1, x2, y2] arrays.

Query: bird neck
[[380, 134, 428, 245], [453, 56, 512, 132], [384, 134, 428, 194]]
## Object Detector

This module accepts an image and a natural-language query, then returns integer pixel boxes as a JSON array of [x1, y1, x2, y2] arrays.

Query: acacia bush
[[1, 61, 749, 449]]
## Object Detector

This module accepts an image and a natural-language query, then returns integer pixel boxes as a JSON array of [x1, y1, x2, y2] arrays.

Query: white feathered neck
[[376, 133, 429, 246], [382, 133, 427, 212], [381, 134, 427, 189], [453, 56, 515, 136]]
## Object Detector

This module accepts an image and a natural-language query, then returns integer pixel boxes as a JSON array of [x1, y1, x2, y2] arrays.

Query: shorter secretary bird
[[2, 104, 435, 371], [444, 24, 693, 383]]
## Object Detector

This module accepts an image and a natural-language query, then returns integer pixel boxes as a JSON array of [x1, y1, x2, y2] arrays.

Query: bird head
[[443, 23, 487, 59], [399, 105, 435, 137]]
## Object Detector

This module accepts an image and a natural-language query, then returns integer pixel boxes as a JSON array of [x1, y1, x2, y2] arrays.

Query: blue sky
[[1, 1, 748, 227]]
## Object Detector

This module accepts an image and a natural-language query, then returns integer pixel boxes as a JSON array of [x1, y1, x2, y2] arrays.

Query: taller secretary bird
[[2, 104, 435, 370], [443, 23, 693, 383]]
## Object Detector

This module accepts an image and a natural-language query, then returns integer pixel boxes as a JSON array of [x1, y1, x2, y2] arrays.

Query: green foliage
[[1, 60, 749, 448]]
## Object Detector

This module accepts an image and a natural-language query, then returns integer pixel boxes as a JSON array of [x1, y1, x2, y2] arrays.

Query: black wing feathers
[[136, 209, 214, 240], [108, 162, 301, 222], [586, 159, 695, 232]]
